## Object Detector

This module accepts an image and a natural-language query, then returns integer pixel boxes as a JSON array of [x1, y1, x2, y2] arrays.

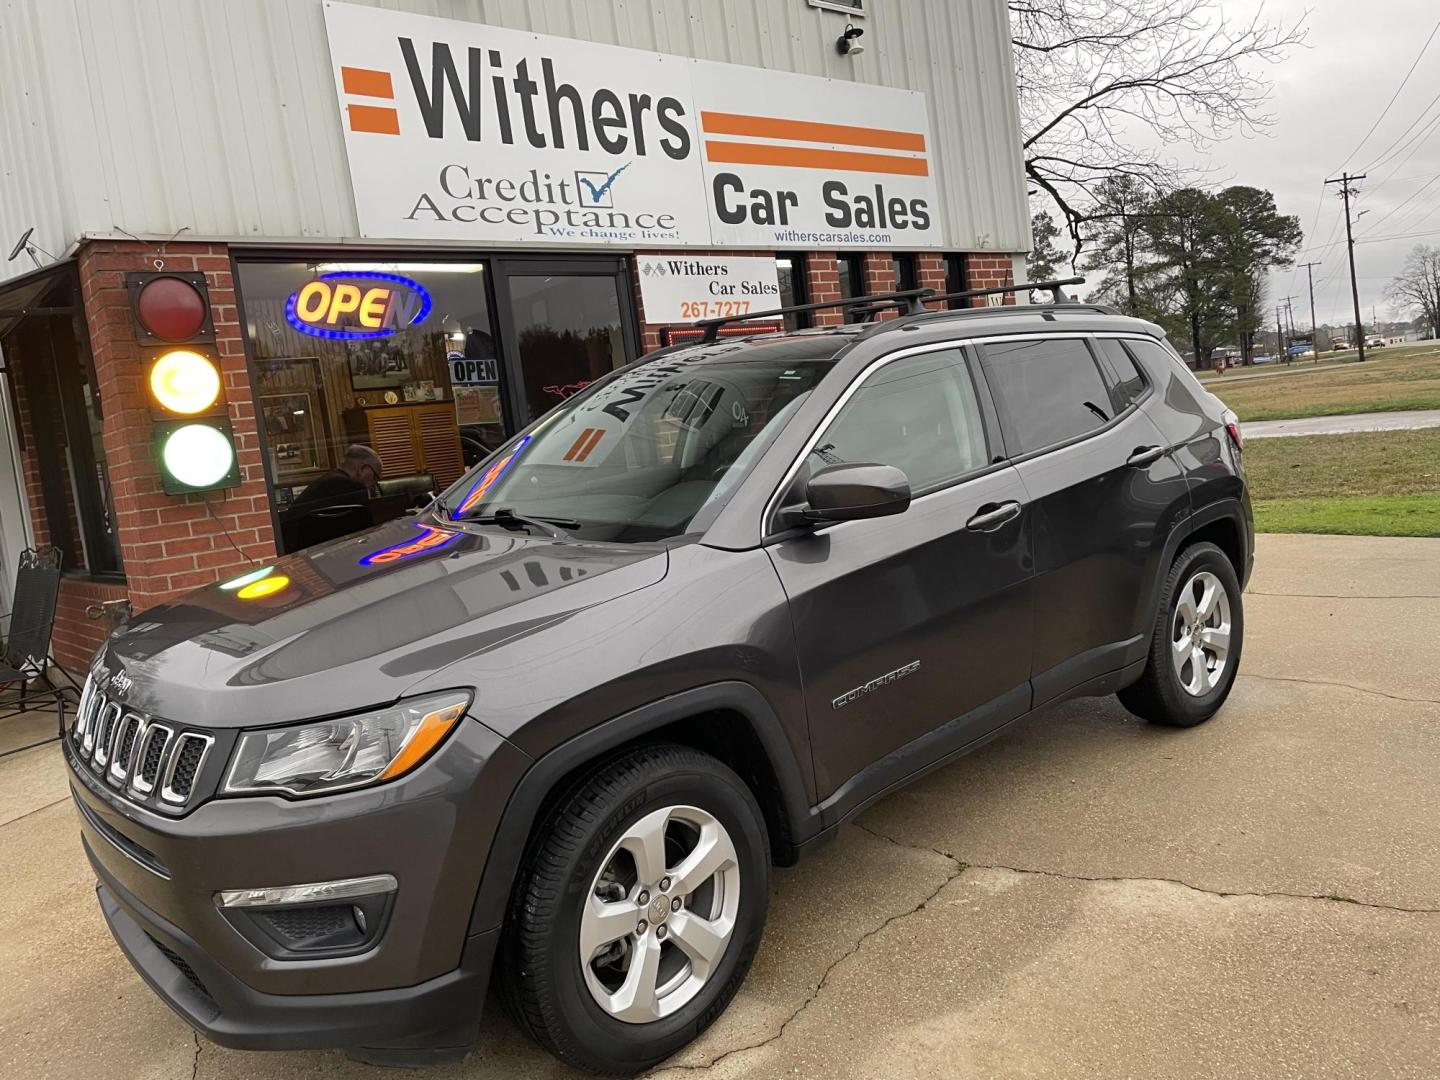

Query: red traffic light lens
[[136, 276, 208, 341]]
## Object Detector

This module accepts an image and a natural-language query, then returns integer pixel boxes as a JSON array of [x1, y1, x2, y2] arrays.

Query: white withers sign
[[322, 2, 942, 249], [636, 256, 781, 322]]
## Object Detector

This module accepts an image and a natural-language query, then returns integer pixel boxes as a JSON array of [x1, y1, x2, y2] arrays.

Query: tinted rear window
[[980, 338, 1113, 453]]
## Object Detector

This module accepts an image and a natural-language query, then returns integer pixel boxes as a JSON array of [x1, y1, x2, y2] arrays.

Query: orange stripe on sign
[[700, 111, 926, 153], [348, 104, 400, 135], [341, 66, 395, 99], [574, 428, 605, 462], [704, 141, 929, 177]]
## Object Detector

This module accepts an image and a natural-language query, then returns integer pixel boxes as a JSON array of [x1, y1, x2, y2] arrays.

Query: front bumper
[[92, 853, 498, 1052], [66, 716, 529, 1052]]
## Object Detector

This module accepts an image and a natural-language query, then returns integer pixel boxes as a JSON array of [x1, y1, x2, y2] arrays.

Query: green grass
[[1244, 428, 1440, 537], [1252, 496, 1440, 537]]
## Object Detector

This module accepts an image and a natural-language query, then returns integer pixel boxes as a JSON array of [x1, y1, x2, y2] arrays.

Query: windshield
[[437, 343, 837, 542]]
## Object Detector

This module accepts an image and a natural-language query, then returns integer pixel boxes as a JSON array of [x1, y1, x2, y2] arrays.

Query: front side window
[[980, 338, 1115, 454], [808, 349, 989, 493], [439, 340, 839, 542]]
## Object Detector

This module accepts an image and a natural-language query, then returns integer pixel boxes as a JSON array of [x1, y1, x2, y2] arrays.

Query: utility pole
[[1280, 295, 1298, 355], [1325, 173, 1367, 361], [1299, 260, 1322, 358], [1276, 305, 1286, 363]]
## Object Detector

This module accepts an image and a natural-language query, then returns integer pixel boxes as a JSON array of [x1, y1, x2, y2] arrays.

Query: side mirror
[[800, 463, 911, 523]]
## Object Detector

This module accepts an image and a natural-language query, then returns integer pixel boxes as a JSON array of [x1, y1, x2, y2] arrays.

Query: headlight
[[222, 691, 471, 798]]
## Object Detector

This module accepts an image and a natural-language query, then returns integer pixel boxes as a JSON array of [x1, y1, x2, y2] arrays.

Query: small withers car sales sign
[[636, 256, 781, 323], [321, 1, 942, 249]]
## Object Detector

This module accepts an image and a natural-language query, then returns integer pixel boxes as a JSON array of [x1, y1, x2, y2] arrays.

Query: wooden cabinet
[[344, 403, 465, 488]]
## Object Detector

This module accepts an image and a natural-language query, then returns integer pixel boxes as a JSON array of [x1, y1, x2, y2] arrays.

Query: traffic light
[[126, 272, 241, 494]]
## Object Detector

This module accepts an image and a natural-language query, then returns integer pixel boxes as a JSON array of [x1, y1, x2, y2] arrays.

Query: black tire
[[1118, 541, 1244, 727], [498, 744, 770, 1075]]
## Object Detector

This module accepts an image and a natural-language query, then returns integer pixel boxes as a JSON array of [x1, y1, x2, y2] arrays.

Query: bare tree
[[1386, 246, 1440, 340], [1011, 0, 1305, 253]]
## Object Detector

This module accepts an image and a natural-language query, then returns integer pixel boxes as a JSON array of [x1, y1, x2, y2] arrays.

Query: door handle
[[1127, 445, 1165, 467], [966, 501, 1022, 531]]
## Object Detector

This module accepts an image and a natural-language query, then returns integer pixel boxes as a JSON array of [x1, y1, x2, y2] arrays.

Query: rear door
[[766, 345, 1033, 807], [978, 334, 1185, 704]]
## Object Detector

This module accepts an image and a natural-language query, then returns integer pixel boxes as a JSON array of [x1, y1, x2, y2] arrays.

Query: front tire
[[1119, 541, 1243, 727], [499, 745, 770, 1075]]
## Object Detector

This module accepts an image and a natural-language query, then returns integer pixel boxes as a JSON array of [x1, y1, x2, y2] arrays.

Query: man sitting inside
[[294, 444, 383, 510], [285, 445, 383, 549]]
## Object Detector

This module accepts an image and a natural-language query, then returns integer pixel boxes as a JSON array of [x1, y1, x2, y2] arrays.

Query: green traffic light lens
[[162, 424, 235, 488]]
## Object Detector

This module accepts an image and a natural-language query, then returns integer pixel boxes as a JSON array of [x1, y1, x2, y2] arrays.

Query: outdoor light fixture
[[126, 271, 242, 495], [837, 23, 864, 56]]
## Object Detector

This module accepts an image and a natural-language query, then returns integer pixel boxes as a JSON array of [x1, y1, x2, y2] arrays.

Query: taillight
[[1222, 409, 1242, 452]]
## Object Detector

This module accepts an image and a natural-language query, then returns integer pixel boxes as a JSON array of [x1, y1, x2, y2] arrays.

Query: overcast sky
[[1129, 0, 1440, 329]]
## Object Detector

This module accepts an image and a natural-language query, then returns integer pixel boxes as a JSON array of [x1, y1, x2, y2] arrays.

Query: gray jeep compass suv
[[64, 282, 1252, 1074]]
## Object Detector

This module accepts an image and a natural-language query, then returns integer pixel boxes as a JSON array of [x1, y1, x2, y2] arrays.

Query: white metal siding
[[0, 0, 1029, 282]]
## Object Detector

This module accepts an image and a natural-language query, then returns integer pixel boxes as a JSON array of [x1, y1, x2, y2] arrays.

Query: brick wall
[[77, 240, 277, 612], [963, 252, 1016, 304]]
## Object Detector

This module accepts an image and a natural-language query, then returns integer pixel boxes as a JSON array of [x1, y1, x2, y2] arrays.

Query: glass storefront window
[[3, 271, 122, 576], [776, 256, 810, 330], [237, 260, 505, 553], [504, 272, 630, 419]]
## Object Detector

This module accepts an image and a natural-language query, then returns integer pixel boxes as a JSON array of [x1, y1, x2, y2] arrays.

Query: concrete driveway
[[3, 534, 1437, 1079]]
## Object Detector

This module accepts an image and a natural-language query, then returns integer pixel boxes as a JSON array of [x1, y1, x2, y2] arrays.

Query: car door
[[765, 345, 1033, 808], [978, 334, 1186, 705]]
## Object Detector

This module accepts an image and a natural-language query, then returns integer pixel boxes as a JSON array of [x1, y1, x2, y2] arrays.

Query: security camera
[[837, 23, 865, 56]]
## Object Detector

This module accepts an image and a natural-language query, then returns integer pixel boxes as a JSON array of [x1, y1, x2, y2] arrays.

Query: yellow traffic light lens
[[161, 424, 235, 488], [237, 574, 290, 600], [150, 350, 221, 415]]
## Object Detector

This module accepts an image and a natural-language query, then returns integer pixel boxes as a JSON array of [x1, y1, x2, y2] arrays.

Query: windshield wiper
[[1083, 400, 1111, 422], [462, 507, 581, 539]]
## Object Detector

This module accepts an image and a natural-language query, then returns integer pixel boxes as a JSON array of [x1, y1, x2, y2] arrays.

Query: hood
[[94, 514, 668, 727]]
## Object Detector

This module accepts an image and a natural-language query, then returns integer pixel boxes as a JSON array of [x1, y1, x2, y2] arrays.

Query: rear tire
[[499, 744, 770, 1075], [1119, 541, 1243, 727]]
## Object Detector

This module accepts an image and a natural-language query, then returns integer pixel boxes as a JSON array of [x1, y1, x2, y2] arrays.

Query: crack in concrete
[[1239, 671, 1440, 706], [856, 822, 1440, 915], [653, 829, 967, 1075], [0, 795, 67, 831], [190, 1031, 201, 1080]]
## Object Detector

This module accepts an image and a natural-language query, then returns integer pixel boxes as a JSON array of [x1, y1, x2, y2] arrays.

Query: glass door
[[491, 257, 640, 425]]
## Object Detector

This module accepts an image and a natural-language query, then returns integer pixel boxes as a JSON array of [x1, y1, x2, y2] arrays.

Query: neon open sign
[[285, 270, 432, 340]]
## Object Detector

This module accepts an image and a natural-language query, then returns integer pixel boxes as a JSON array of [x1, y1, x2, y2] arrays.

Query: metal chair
[[0, 546, 81, 721]]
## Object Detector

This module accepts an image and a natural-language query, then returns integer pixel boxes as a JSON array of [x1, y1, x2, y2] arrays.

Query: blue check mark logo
[[578, 162, 631, 204]]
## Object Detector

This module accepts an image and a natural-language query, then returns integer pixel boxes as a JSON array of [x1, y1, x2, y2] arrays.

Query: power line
[[1366, 86, 1440, 173], [1360, 171, 1440, 235], [1341, 16, 1440, 171]]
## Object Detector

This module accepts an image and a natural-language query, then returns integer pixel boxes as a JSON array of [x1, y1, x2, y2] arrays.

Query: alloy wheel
[[580, 804, 741, 1024], [1171, 569, 1232, 696]]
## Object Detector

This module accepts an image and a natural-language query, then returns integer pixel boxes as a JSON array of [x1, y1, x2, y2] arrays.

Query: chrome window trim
[[130, 723, 173, 796], [160, 732, 213, 805], [760, 337, 1003, 538]]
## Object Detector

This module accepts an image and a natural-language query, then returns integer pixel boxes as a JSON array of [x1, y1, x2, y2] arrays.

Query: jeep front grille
[[70, 677, 213, 810]]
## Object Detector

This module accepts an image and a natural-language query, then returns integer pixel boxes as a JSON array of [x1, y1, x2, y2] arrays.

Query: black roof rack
[[694, 289, 933, 342], [925, 276, 1084, 307], [690, 277, 1086, 342]]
